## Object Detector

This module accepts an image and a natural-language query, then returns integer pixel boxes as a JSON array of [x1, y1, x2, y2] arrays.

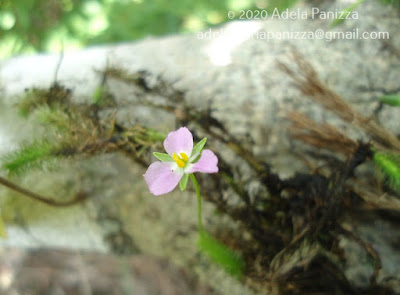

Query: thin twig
[[269, 226, 310, 272], [338, 225, 381, 286], [0, 176, 87, 207]]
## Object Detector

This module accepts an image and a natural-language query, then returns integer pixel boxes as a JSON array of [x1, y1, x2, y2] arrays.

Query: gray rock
[[0, 248, 214, 295], [0, 0, 400, 294]]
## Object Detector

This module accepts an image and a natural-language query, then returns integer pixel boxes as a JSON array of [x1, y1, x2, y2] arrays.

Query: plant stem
[[190, 173, 203, 232], [0, 176, 87, 207]]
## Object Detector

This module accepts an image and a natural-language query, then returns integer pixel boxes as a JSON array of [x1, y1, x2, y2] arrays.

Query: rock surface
[[0, 0, 400, 294], [0, 248, 214, 295]]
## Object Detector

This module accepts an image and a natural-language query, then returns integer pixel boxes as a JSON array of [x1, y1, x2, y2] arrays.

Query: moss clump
[[2, 141, 57, 176], [18, 83, 72, 117]]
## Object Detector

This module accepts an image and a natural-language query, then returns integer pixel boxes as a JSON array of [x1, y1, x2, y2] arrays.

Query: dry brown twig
[[286, 111, 359, 157], [279, 50, 400, 153], [0, 176, 87, 207]]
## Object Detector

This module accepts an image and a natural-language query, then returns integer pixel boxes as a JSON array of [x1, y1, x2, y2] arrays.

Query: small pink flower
[[144, 127, 218, 196]]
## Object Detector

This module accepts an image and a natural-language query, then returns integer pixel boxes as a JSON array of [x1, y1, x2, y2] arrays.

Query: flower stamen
[[173, 152, 188, 168], [180, 152, 189, 161]]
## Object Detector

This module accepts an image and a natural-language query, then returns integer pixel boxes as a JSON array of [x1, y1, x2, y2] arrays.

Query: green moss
[[1, 141, 57, 176], [17, 83, 72, 117], [34, 105, 71, 131]]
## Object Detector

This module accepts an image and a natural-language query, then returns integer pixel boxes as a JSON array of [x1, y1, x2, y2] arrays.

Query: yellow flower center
[[173, 152, 189, 168]]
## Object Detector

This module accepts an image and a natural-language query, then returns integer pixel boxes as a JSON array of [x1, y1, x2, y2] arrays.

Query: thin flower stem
[[0, 176, 87, 207], [190, 173, 204, 233]]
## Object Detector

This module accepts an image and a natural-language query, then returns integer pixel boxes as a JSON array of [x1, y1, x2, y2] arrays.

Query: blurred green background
[[0, 0, 298, 59], [1, 0, 398, 59]]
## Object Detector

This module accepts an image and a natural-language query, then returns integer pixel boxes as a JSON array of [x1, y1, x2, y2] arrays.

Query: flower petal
[[144, 162, 182, 196], [163, 127, 193, 156], [187, 149, 218, 174]]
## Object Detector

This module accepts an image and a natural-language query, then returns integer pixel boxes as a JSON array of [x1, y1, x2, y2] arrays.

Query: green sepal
[[180, 173, 189, 191], [153, 152, 173, 162], [379, 95, 400, 107], [192, 137, 207, 158], [191, 153, 202, 164]]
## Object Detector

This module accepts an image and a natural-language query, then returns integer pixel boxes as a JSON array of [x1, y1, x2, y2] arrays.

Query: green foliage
[[374, 152, 400, 190], [379, 0, 400, 6], [1, 141, 57, 175], [330, 0, 366, 28], [379, 94, 400, 107], [3, 0, 400, 58], [329, 0, 400, 28], [198, 231, 244, 278], [0, 0, 95, 55], [1, 0, 301, 58]]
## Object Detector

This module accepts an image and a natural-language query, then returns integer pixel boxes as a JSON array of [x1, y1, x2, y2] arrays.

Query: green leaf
[[379, 95, 400, 107], [330, 0, 365, 28], [198, 231, 244, 278], [153, 152, 173, 162], [191, 137, 207, 157], [180, 173, 189, 191], [92, 86, 105, 105], [330, 12, 349, 27], [374, 152, 400, 189]]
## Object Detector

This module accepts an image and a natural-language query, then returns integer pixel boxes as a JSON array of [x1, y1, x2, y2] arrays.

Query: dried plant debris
[[1, 82, 163, 206], [286, 111, 359, 157], [279, 50, 400, 153], [1, 54, 400, 295], [4, 82, 165, 174], [89, 62, 400, 293]]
